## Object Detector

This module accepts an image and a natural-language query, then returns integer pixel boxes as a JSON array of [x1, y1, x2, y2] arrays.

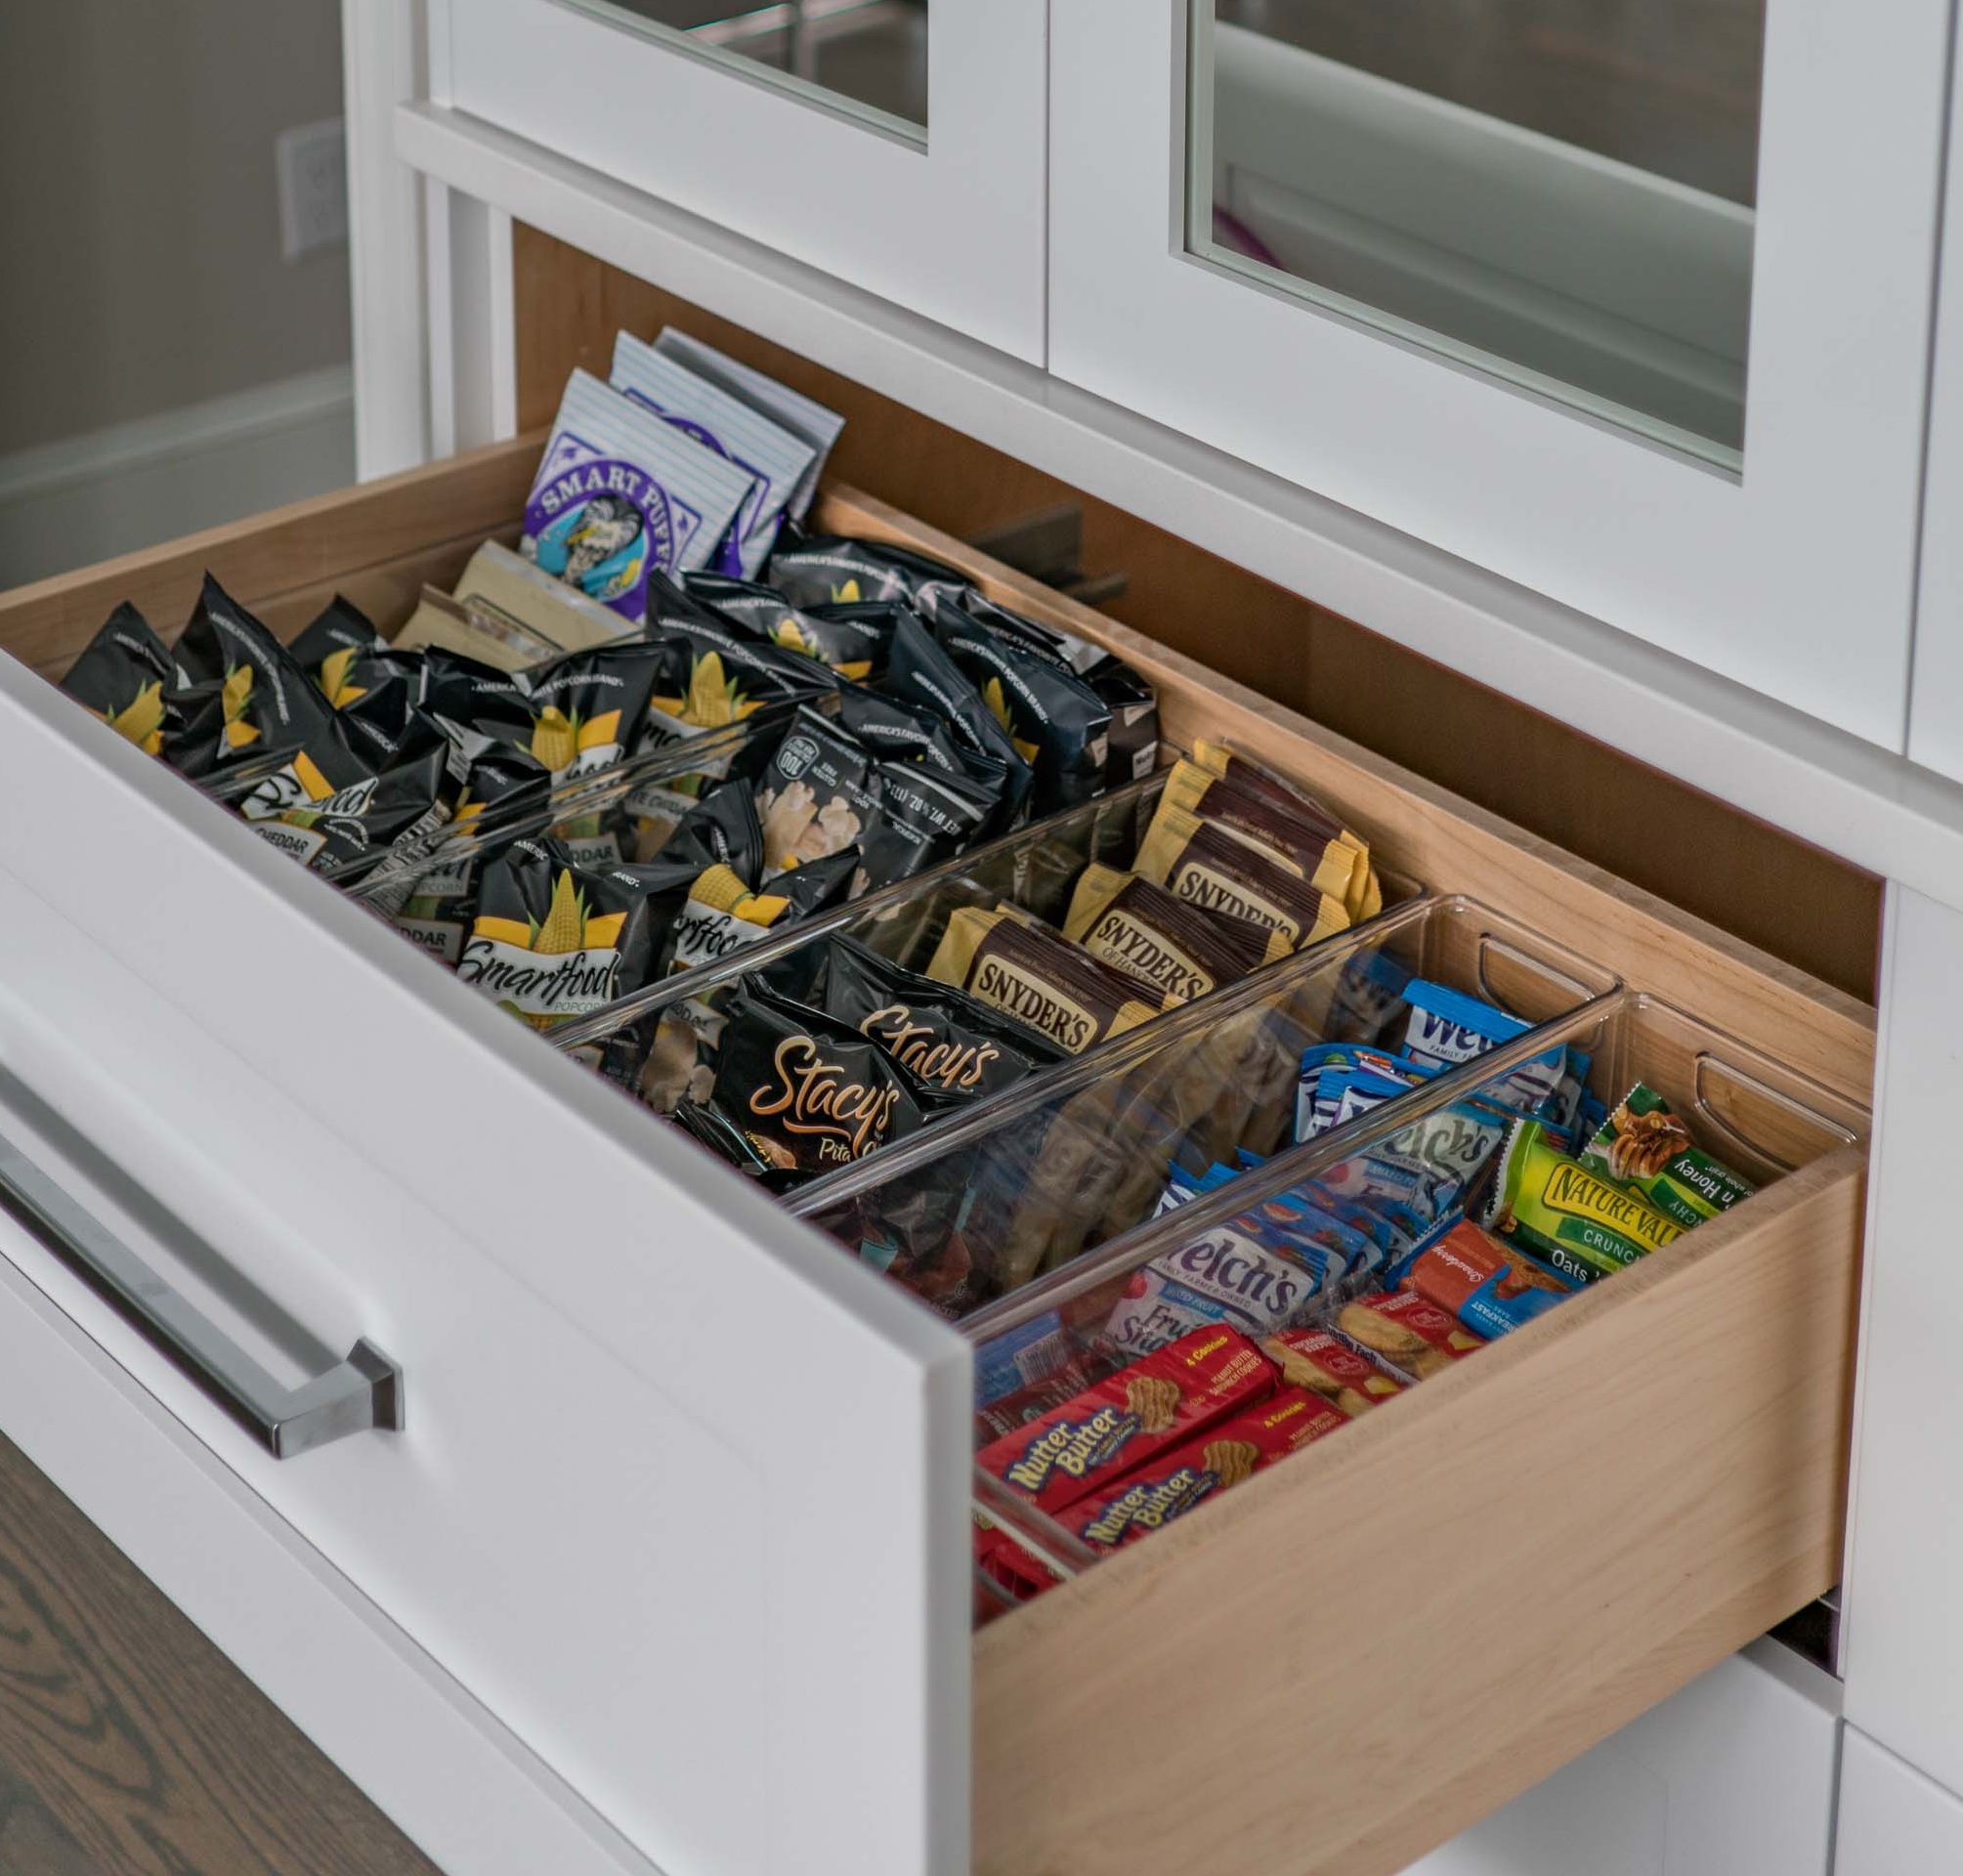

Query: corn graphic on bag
[[286, 596, 423, 765], [514, 639, 667, 786], [765, 523, 971, 611], [683, 572, 896, 681], [58, 603, 196, 761], [169, 575, 336, 779]]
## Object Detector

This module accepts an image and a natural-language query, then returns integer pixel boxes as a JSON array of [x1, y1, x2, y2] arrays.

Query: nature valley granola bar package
[[1481, 1119, 1684, 1286], [975, 1324, 1273, 1517], [523, 368, 755, 619], [1579, 1083, 1756, 1226]]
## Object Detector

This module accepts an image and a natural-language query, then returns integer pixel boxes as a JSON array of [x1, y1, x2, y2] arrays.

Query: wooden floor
[[0, 1430, 436, 1876]]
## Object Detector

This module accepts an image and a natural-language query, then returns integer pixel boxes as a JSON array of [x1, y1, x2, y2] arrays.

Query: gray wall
[[0, 1, 351, 454]]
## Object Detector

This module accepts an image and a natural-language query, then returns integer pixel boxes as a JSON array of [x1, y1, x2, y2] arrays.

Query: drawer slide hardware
[[0, 1132, 403, 1459]]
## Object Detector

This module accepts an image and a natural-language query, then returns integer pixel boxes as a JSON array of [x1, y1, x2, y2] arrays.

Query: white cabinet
[[1835, 1729, 1963, 1876], [434, 0, 1046, 362], [1408, 1645, 1839, 1876], [1046, 0, 1949, 750]]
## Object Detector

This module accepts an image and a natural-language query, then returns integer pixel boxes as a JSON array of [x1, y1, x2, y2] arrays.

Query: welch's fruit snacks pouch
[[169, 575, 336, 778], [287, 596, 423, 765], [683, 572, 893, 681], [457, 835, 661, 1031], [611, 330, 816, 579], [653, 327, 843, 523], [523, 368, 754, 620], [59, 603, 193, 759], [766, 525, 973, 611]]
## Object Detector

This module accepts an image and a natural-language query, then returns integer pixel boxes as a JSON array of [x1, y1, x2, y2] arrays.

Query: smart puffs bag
[[611, 330, 816, 578], [523, 368, 756, 619], [286, 596, 423, 764], [58, 603, 198, 759]]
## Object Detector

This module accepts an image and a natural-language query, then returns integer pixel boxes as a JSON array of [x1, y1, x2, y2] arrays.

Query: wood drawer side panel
[[972, 1151, 1863, 1876]]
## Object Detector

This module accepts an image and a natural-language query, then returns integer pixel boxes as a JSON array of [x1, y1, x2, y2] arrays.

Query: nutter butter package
[[926, 907, 1159, 1054], [286, 598, 423, 765], [59, 603, 195, 759], [1134, 807, 1349, 951], [611, 330, 817, 578], [693, 975, 937, 1178], [523, 368, 755, 618], [169, 575, 336, 778], [975, 1324, 1273, 1516], [819, 934, 1062, 1102], [456, 835, 662, 1030], [1063, 863, 1287, 1005]]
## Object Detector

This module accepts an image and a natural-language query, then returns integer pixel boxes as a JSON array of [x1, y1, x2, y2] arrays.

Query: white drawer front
[[0, 652, 970, 1876]]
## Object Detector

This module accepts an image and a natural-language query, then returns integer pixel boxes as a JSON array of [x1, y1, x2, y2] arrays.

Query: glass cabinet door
[[437, 0, 1045, 360], [1049, 0, 1952, 749]]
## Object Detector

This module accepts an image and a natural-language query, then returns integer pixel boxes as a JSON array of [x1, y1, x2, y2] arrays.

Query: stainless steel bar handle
[[0, 1130, 403, 1459]]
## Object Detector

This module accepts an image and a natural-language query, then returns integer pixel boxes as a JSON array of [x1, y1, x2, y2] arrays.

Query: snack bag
[[523, 368, 755, 618], [1063, 864, 1287, 1005], [653, 328, 844, 522], [612, 329, 817, 577], [1481, 1119, 1683, 1286], [1337, 1290, 1483, 1378], [881, 611, 1033, 831], [684, 573, 892, 680], [1261, 1327, 1408, 1416], [664, 845, 859, 977], [450, 538, 638, 655], [456, 835, 662, 1030], [693, 975, 937, 1178], [285, 596, 423, 764], [973, 1507, 1066, 1611], [1398, 1217, 1572, 1339], [1580, 1083, 1755, 1226], [819, 934, 1062, 1102], [975, 1324, 1273, 1515], [926, 907, 1159, 1053], [514, 639, 667, 786], [169, 575, 336, 777], [1103, 1211, 1339, 1356], [1134, 808, 1348, 950], [1057, 1386, 1346, 1552], [766, 526, 971, 610], [59, 603, 190, 758]]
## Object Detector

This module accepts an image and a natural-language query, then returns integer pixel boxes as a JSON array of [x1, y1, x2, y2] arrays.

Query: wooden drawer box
[[0, 439, 1872, 1876]]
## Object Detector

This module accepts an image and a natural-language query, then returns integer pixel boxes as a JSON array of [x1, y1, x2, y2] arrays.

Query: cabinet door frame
[[1047, 0, 1952, 750], [425, 0, 1047, 365]]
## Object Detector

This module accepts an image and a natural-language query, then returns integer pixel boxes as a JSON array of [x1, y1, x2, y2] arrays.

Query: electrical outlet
[[276, 117, 348, 261]]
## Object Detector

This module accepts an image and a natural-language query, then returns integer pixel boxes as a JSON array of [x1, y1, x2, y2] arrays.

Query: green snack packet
[[1481, 1119, 1683, 1287], [1579, 1084, 1756, 1227]]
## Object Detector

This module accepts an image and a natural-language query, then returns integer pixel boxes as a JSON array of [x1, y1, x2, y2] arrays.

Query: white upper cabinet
[[1047, 0, 1952, 750], [435, 0, 1046, 361]]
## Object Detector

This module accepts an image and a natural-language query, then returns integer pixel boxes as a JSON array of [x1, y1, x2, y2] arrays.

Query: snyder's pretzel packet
[[1134, 807, 1349, 950], [1400, 1217, 1572, 1340], [1063, 864, 1287, 1005], [1261, 1326, 1409, 1416], [1157, 756, 1372, 919], [1483, 1119, 1683, 1286], [927, 907, 1159, 1053], [1338, 1290, 1483, 1378], [1057, 1386, 1346, 1551], [1580, 1083, 1756, 1226], [976, 1324, 1272, 1515]]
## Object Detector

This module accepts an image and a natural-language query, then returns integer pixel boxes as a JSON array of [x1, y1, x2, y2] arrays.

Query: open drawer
[[0, 437, 1874, 1876]]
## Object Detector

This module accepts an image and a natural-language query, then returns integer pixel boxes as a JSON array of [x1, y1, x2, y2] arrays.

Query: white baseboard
[[0, 363, 357, 590]]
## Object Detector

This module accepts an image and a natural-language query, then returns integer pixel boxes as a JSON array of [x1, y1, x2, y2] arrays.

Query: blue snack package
[[1399, 979, 1531, 1070], [1297, 1042, 1434, 1142], [1330, 944, 1414, 1044], [973, 1311, 1078, 1407], [1104, 1214, 1339, 1355], [524, 369, 756, 619], [612, 331, 818, 579]]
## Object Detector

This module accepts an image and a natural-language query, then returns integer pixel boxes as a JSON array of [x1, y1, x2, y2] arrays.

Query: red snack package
[[973, 1353, 1107, 1445], [1261, 1327, 1408, 1417], [976, 1325, 1273, 1515], [972, 1506, 1066, 1612], [1057, 1386, 1346, 1552], [1400, 1218, 1571, 1341], [1337, 1290, 1484, 1378]]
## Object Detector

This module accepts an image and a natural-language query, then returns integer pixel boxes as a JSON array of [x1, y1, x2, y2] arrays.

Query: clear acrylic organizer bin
[[963, 989, 1869, 1607], [790, 896, 1619, 1317]]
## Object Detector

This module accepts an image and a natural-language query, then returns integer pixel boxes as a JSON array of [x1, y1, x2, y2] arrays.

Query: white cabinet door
[[1047, 1, 1948, 749], [436, 0, 1046, 362], [1835, 1730, 1963, 1876], [1841, 884, 1963, 1802], [1404, 1645, 1839, 1876]]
